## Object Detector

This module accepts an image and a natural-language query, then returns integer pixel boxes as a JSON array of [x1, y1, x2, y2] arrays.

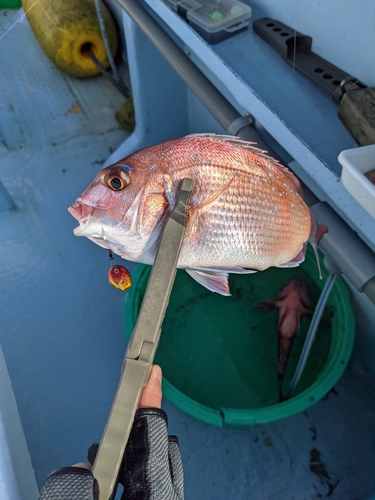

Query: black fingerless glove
[[39, 467, 99, 500], [39, 408, 184, 500], [116, 408, 183, 500]]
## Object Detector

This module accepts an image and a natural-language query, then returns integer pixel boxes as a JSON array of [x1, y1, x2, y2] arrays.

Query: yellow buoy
[[22, 0, 118, 78]]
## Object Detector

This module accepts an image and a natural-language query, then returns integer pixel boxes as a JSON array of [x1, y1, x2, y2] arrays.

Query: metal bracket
[[253, 18, 366, 103]]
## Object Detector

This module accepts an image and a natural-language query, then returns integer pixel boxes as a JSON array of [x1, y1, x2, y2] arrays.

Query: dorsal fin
[[184, 133, 282, 166]]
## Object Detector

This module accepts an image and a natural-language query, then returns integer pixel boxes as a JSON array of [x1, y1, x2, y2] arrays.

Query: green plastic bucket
[[124, 247, 355, 427], [0, 1, 21, 7]]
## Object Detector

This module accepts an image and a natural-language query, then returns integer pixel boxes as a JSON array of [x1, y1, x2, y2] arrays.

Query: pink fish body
[[69, 134, 323, 295], [257, 277, 311, 378]]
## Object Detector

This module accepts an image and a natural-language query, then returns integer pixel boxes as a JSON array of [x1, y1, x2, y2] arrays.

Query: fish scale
[[68, 134, 319, 295]]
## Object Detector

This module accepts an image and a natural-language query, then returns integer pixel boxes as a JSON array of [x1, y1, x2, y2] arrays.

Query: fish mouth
[[68, 202, 95, 236]]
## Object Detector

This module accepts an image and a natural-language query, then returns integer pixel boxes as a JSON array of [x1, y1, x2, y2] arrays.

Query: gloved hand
[[88, 408, 183, 500], [38, 466, 98, 500], [39, 366, 184, 500]]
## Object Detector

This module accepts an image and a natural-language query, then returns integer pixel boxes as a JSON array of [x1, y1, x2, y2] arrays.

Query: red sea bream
[[68, 134, 326, 295]]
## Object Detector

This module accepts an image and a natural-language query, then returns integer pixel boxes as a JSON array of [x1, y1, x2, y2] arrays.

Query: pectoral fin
[[188, 173, 237, 215]]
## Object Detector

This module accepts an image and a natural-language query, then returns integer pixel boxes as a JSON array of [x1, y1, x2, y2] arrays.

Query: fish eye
[[110, 177, 122, 190], [103, 167, 131, 191]]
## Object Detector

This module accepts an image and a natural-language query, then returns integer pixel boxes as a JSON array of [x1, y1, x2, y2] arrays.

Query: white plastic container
[[164, 0, 251, 44], [338, 144, 375, 220]]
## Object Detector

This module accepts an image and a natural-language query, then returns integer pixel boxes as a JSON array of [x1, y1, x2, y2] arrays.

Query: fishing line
[[0, 0, 41, 42], [290, 1, 297, 77]]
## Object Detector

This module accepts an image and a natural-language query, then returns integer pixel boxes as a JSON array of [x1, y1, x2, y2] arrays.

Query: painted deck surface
[[0, 5, 375, 500]]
